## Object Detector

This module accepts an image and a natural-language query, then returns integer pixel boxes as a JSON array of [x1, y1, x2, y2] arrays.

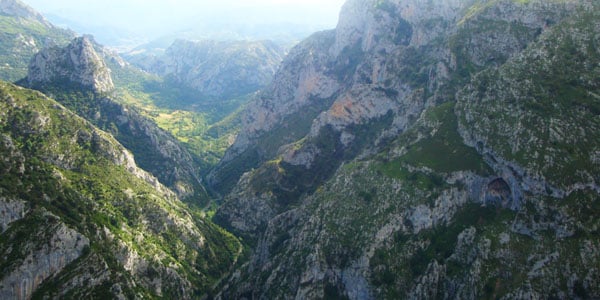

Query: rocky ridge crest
[[26, 36, 114, 94]]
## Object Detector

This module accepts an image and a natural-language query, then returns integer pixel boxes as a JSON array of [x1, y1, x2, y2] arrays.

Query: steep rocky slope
[[210, 0, 583, 215], [0, 81, 240, 298], [211, 0, 600, 298], [456, 10, 600, 194], [126, 39, 285, 100], [0, 0, 72, 81], [21, 36, 210, 204], [25, 36, 114, 93]]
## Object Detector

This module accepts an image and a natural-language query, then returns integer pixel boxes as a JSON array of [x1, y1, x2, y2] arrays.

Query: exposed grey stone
[[26, 36, 114, 93]]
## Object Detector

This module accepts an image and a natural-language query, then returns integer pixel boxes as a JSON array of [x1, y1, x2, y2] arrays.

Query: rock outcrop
[[0, 197, 27, 233], [0, 209, 89, 300], [26, 36, 114, 94]]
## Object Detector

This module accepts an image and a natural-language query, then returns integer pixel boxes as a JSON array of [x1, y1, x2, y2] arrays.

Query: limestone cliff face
[[213, 0, 600, 299], [0, 197, 26, 233], [208, 0, 470, 192], [0, 209, 89, 300], [211, 0, 576, 228], [127, 39, 285, 99], [0, 81, 240, 298], [26, 36, 114, 94], [22, 37, 208, 204]]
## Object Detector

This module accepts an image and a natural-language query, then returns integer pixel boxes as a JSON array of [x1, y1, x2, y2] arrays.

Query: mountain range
[[125, 39, 285, 101], [211, 0, 600, 298], [0, 0, 599, 299]]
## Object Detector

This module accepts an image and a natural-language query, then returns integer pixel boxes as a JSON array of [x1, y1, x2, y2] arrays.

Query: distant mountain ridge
[[0, 0, 73, 81], [0, 0, 49, 25], [126, 39, 285, 100]]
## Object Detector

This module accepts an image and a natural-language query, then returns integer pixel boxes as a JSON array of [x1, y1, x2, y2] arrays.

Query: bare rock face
[[26, 36, 114, 94], [208, 0, 467, 228], [217, 31, 339, 162], [209, 0, 479, 193], [0, 209, 89, 300], [0, 197, 27, 233], [212, 0, 591, 231]]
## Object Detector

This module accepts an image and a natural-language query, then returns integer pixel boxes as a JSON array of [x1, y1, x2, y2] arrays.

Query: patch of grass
[[401, 103, 492, 174], [380, 103, 492, 176], [377, 160, 445, 191]]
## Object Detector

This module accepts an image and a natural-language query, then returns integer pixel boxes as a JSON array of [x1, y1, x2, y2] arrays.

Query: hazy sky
[[23, 0, 346, 46]]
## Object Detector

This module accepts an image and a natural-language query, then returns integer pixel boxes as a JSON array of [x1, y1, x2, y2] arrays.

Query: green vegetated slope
[[223, 84, 599, 299], [0, 10, 72, 81], [0, 81, 241, 298], [304, 161, 598, 299], [20, 36, 212, 206], [111, 64, 245, 171], [36, 81, 213, 205], [456, 7, 600, 189], [112, 38, 285, 172], [214, 0, 600, 299]]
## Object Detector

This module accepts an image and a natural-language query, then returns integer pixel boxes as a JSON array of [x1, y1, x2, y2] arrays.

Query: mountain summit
[[25, 36, 114, 93]]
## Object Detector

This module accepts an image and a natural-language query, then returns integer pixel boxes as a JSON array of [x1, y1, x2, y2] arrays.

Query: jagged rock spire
[[26, 36, 114, 93]]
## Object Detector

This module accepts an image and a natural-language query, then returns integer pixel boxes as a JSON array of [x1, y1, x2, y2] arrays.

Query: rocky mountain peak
[[0, 0, 51, 26], [25, 35, 114, 93]]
